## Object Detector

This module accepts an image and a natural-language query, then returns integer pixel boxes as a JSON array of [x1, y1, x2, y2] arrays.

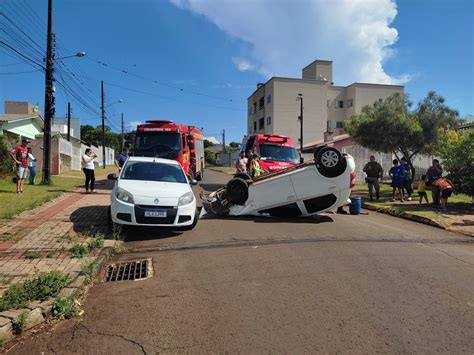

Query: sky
[[1, 0, 473, 144]]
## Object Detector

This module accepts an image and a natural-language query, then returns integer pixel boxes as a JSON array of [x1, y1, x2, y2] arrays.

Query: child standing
[[417, 174, 429, 204]]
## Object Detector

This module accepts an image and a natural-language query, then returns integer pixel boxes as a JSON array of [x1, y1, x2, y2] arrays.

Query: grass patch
[[0, 173, 81, 220], [52, 297, 78, 319], [11, 310, 29, 334], [0, 271, 70, 312], [70, 244, 89, 258], [112, 241, 127, 255], [23, 251, 41, 259], [80, 260, 98, 284], [70, 233, 105, 258], [207, 166, 235, 175]]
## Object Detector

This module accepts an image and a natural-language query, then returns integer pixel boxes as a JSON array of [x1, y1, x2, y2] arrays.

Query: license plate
[[144, 210, 167, 218]]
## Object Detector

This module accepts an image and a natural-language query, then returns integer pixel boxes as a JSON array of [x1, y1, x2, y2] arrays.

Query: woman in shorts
[[389, 159, 403, 202]]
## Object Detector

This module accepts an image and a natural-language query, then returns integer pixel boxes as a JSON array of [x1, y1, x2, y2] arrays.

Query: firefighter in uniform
[[363, 155, 383, 201]]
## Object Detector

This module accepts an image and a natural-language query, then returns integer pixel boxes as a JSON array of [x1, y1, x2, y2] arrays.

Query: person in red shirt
[[431, 177, 455, 211], [9, 138, 30, 194]]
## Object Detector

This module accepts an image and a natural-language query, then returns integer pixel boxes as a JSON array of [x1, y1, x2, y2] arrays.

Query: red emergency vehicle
[[134, 120, 205, 180], [241, 134, 299, 172]]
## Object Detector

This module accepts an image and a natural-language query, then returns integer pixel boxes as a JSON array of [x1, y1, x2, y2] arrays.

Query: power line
[[0, 69, 42, 75]]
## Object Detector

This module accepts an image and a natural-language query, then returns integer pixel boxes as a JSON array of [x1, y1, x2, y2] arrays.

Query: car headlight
[[115, 188, 134, 204], [178, 191, 194, 206]]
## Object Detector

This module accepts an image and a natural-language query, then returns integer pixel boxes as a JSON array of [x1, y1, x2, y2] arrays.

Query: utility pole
[[101, 80, 106, 168], [298, 93, 304, 163], [41, 0, 55, 184], [121, 112, 125, 149], [67, 102, 71, 141]]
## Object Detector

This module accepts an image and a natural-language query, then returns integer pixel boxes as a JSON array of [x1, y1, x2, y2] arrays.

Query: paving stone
[[58, 287, 77, 299], [38, 299, 54, 316], [69, 275, 86, 289], [24, 308, 44, 331], [0, 316, 10, 327], [0, 320, 13, 342], [0, 310, 24, 320]]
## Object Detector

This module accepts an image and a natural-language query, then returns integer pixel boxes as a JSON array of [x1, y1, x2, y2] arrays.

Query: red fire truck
[[134, 120, 205, 180], [241, 134, 300, 172]]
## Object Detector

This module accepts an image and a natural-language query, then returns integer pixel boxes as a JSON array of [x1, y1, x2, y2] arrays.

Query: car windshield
[[133, 132, 181, 159], [121, 161, 187, 183], [259, 144, 299, 163]]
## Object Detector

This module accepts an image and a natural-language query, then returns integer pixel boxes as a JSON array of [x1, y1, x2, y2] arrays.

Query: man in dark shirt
[[114, 147, 129, 172], [363, 155, 383, 200], [426, 159, 443, 206]]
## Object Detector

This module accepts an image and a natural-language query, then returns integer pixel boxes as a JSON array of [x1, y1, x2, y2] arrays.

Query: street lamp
[[55, 51, 86, 60], [296, 93, 304, 163]]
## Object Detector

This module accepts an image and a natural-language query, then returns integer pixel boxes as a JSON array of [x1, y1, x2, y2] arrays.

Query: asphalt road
[[7, 169, 474, 354]]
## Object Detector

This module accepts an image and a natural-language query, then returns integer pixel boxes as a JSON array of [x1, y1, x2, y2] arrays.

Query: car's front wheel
[[107, 206, 123, 235], [315, 147, 347, 177], [181, 208, 199, 230]]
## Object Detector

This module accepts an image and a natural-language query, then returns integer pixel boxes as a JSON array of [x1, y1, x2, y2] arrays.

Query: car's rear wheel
[[225, 177, 249, 205], [315, 147, 347, 177]]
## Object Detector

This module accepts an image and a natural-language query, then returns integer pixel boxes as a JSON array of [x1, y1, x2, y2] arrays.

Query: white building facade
[[247, 60, 404, 146]]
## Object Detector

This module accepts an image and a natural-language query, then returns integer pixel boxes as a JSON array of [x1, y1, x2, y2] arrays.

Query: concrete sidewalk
[[0, 178, 112, 295]]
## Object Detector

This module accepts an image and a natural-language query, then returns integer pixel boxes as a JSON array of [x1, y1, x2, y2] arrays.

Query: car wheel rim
[[321, 151, 339, 167]]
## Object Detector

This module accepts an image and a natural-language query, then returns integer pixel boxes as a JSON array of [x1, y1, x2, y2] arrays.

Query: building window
[[378, 98, 383, 103], [267, 94, 271, 104], [259, 97, 264, 110], [253, 102, 257, 114], [347, 99, 353, 108], [267, 116, 272, 125], [259, 118, 264, 130], [336, 121, 344, 128], [338, 100, 344, 108]]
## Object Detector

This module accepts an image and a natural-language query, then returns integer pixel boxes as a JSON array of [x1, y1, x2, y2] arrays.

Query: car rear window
[[121, 161, 187, 183]]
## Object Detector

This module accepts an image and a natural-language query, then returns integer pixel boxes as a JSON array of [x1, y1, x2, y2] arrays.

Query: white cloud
[[204, 136, 220, 144], [169, 0, 409, 85], [127, 120, 143, 130]]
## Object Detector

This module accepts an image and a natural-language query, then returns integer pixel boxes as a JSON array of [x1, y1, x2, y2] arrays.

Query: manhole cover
[[104, 258, 153, 282]]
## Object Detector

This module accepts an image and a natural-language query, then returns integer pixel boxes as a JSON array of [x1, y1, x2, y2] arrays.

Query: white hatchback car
[[108, 157, 198, 229], [202, 147, 356, 217]]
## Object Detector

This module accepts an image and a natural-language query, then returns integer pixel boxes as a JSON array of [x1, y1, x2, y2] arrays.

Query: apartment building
[[247, 60, 404, 146]]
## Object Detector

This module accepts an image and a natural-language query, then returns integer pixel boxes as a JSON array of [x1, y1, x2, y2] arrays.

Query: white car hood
[[117, 179, 191, 206]]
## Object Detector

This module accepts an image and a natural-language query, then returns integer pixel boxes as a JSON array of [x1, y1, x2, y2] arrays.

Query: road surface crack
[[425, 245, 474, 266], [78, 323, 147, 354]]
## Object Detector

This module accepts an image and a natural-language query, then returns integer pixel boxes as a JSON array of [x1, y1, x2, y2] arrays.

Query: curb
[[362, 202, 445, 230], [0, 247, 113, 346]]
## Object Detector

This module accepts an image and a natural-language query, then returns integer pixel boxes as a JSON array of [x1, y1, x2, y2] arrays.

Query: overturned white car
[[201, 147, 356, 217]]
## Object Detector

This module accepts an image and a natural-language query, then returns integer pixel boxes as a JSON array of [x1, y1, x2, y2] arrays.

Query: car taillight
[[350, 172, 356, 189]]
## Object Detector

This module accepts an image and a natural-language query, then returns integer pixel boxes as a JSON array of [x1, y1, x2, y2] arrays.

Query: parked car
[[108, 157, 198, 229], [202, 147, 356, 217]]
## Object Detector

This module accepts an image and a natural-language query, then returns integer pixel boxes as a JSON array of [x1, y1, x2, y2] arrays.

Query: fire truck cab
[[134, 120, 205, 180], [241, 134, 300, 172]]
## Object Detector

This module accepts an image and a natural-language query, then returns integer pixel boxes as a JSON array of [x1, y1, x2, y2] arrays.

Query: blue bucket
[[349, 196, 362, 215]]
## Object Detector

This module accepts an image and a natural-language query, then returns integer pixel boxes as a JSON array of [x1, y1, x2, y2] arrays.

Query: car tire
[[225, 177, 249, 205], [107, 206, 121, 232], [187, 169, 195, 182], [196, 170, 203, 181], [234, 172, 252, 181], [315, 147, 347, 178]]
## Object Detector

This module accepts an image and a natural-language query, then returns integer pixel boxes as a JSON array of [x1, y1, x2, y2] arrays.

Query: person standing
[[82, 149, 96, 193], [9, 138, 30, 194], [251, 154, 264, 178], [27, 147, 37, 185], [389, 159, 403, 202], [432, 177, 454, 211], [417, 174, 429, 204], [245, 149, 253, 177], [426, 159, 443, 206], [400, 157, 413, 201], [235, 151, 248, 174], [362, 155, 383, 201], [114, 147, 129, 172]]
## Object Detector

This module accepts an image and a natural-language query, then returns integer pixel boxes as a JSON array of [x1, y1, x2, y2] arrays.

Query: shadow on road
[[120, 227, 182, 242], [201, 214, 334, 224], [199, 183, 225, 192], [70, 205, 109, 235]]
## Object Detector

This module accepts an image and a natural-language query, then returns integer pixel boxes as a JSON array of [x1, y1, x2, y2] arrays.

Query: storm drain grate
[[104, 258, 152, 282]]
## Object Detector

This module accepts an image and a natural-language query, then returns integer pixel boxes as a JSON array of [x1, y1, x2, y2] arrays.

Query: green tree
[[438, 129, 474, 198], [229, 141, 240, 149], [204, 149, 216, 164], [345, 91, 459, 177], [204, 139, 214, 149]]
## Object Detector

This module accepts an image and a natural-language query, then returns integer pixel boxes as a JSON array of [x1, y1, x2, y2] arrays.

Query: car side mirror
[[189, 179, 198, 186], [107, 173, 118, 180]]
